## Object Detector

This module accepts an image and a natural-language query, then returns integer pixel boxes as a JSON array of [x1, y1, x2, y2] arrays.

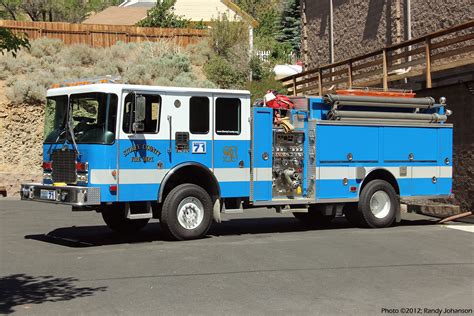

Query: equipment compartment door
[[251, 108, 273, 201]]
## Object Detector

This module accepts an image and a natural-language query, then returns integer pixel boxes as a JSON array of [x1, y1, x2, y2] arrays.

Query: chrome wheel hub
[[369, 191, 391, 219], [177, 197, 204, 230]]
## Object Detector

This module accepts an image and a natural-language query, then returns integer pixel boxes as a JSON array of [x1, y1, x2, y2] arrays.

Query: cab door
[[212, 94, 251, 198], [174, 94, 213, 169], [117, 91, 166, 202]]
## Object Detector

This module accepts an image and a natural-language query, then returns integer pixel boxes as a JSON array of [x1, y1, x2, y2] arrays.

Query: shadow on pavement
[[24, 215, 439, 248], [25, 223, 166, 248], [0, 274, 107, 314]]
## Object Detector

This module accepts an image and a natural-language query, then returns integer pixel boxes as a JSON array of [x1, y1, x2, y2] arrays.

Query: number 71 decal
[[192, 141, 206, 154]]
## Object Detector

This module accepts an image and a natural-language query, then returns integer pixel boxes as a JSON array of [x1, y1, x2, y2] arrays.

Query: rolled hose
[[327, 110, 447, 123], [325, 94, 436, 109]]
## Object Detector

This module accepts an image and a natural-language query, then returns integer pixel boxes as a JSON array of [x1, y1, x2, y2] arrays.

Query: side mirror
[[132, 122, 145, 132], [133, 95, 146, 133]]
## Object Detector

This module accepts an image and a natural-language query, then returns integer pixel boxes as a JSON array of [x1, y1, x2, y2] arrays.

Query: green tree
[[0, 27, 29, 56], [209, 13, 248, 59], [0, 0, 21, 20], [137, 0, 190, 28], [0, 0, 122, 22], [204, 55, 247, 89], [276, 0, 301, 55]]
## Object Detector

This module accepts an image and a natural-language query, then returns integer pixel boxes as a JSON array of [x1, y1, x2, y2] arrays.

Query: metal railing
[[279, 20, 474, 95]]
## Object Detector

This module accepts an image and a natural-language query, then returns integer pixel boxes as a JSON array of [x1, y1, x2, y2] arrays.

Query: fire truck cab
[[21, 81, 453, 240]]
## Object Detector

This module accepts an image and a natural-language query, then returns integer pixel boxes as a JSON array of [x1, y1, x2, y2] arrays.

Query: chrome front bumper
[[20, 183, 101, 206]]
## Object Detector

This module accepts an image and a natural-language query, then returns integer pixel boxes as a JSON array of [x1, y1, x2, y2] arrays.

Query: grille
[[51, 149, 77, 184]]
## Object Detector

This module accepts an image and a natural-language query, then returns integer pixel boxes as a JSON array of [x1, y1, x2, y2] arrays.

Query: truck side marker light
[[109, 185, 117, 193], [350, 186, 357, 192], [76, 162, 88, 172]]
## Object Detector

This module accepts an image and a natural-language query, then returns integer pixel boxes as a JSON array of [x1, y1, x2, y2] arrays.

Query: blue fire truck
[[21, 81, 453, 240]]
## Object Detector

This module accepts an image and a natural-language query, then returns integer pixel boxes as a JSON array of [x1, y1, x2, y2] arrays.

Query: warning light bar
[[50, 76, 121, 89]]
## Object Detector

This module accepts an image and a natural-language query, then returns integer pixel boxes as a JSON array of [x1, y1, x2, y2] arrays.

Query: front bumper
[[20, 183, 101, 206]]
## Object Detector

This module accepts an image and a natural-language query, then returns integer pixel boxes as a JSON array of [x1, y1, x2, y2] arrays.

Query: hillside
[[0, 38, 213, 196]]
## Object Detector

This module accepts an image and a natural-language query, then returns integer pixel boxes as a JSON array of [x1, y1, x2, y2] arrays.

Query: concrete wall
[[302, 0, 474, 68], [301, 1, 474, 211], [416, 82, 474, 211]]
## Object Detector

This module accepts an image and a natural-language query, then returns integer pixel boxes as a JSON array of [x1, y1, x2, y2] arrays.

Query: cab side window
[[122, 93, 161, 134], [189, 96, 209, 134], [215, 98, 241, 135]]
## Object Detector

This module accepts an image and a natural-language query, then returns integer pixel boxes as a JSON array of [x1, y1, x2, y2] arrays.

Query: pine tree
[[276, 0, 301, 55]]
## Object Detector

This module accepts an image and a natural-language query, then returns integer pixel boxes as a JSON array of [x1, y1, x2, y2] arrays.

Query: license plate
[[40, 189, 56, 200]]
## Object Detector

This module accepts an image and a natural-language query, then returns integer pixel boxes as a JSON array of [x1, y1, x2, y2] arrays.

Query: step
[[126, 202, 153, 220], [223, 208, 244, 214]]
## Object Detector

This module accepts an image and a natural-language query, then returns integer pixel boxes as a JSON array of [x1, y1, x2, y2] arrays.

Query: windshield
[[44, 93, 118, 144]]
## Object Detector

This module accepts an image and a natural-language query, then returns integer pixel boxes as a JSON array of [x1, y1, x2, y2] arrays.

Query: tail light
[[42, 161, 52, 170], [109, 185, 117, 194], [76, 162, 88, 172]]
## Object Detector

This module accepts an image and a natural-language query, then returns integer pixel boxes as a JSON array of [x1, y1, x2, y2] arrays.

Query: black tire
[[160, 184, 213, 241], [101, 204, 149, 234], [358, 179, 399, 228], [343, 203, 362, 227], [293, 205, 334, 227]]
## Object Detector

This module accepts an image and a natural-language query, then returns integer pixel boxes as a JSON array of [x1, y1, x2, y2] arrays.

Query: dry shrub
[[1, 39, 212, 105], [29, 38, 64, 58]]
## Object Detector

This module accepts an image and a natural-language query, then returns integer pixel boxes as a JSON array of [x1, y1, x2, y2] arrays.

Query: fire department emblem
[[223, 146, 238, 162]]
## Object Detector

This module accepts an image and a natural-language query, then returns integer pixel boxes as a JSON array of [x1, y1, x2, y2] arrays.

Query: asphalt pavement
[[0, 200, 473, 315]]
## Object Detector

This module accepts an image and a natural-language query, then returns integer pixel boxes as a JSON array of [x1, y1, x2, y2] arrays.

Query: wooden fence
[[0, 20, 208, 47], [280, 20, 474, 95]]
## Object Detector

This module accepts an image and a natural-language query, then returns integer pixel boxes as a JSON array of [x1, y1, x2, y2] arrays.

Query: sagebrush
[[0, 38, 215, 105]]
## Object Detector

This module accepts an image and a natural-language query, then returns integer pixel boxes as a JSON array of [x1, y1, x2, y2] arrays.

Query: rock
[[406, 203, 461, 218]]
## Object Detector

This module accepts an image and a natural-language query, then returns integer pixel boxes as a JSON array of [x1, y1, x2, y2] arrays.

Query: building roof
[[83, 0, 257, 27], [83, 6, 148, 25]]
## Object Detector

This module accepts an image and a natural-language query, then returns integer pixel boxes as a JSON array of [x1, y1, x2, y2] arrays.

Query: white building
[[85, 0, 257, 27]]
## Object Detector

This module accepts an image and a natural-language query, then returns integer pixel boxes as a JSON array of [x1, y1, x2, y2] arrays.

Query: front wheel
[[358, 180, 399, 228], [160, 184, 213, 241]]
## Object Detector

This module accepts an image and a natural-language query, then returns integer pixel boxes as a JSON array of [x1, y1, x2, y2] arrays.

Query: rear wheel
[[293, 205, 334, 227], [358, 180, 398, 228], [101, 204, 149, 234], [160, 184, 213, 241]]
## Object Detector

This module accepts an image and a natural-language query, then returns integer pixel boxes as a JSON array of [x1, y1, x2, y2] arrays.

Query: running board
[[126, 202, 153, 220]]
